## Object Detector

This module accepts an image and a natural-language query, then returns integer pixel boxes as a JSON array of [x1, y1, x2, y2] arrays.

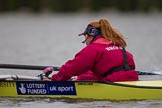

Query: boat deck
[[117, 80, 162, 87]]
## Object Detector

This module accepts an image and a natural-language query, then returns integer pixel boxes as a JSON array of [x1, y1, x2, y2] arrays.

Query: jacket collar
[[92, 36, 112, 45]]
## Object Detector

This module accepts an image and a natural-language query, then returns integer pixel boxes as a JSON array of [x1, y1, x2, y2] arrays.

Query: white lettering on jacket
[[105, 46, 122, 51]]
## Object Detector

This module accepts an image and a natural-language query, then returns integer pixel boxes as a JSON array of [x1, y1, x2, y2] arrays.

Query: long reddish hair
[[89, 18, 127, 48]]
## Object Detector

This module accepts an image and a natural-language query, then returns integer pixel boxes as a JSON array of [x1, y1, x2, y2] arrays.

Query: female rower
[[43, 18, 138, 82]]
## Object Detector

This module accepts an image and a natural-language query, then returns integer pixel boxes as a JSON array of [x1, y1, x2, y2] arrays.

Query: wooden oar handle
[[0, 64, 60, 71]]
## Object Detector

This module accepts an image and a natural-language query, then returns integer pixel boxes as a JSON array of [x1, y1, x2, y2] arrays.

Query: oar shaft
[[137, 71, 161, 75], [0, 64, 60, 71], [0, 64, 161, 75]]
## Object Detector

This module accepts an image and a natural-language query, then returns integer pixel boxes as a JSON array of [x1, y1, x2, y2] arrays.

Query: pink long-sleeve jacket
[[51, 37, 138, 82]]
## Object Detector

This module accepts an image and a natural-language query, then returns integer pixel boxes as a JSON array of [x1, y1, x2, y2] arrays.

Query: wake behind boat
[[0, 74, 162, 101]]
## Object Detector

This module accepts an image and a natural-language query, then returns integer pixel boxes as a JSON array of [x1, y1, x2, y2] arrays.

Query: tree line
[[0, 0, 162, 13]]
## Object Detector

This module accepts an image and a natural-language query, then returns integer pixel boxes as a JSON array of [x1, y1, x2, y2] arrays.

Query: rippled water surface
[[1, 98, 162, 108], [0, 12, 162, 108]]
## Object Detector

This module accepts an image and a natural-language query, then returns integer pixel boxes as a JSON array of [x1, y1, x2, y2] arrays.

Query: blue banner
[[16, 81, 76, 95]]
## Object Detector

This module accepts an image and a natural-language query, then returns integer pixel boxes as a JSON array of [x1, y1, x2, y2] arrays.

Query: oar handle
[[0, 64, 60, 71]]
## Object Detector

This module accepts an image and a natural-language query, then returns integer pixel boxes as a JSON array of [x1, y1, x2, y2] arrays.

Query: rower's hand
[[43, 66, 54, 77], [70, 76, 78, 81], [43, 66, 54, 73]]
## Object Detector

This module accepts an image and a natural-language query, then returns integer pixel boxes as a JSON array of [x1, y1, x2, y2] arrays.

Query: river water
[[0, 12, 162, 108]]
